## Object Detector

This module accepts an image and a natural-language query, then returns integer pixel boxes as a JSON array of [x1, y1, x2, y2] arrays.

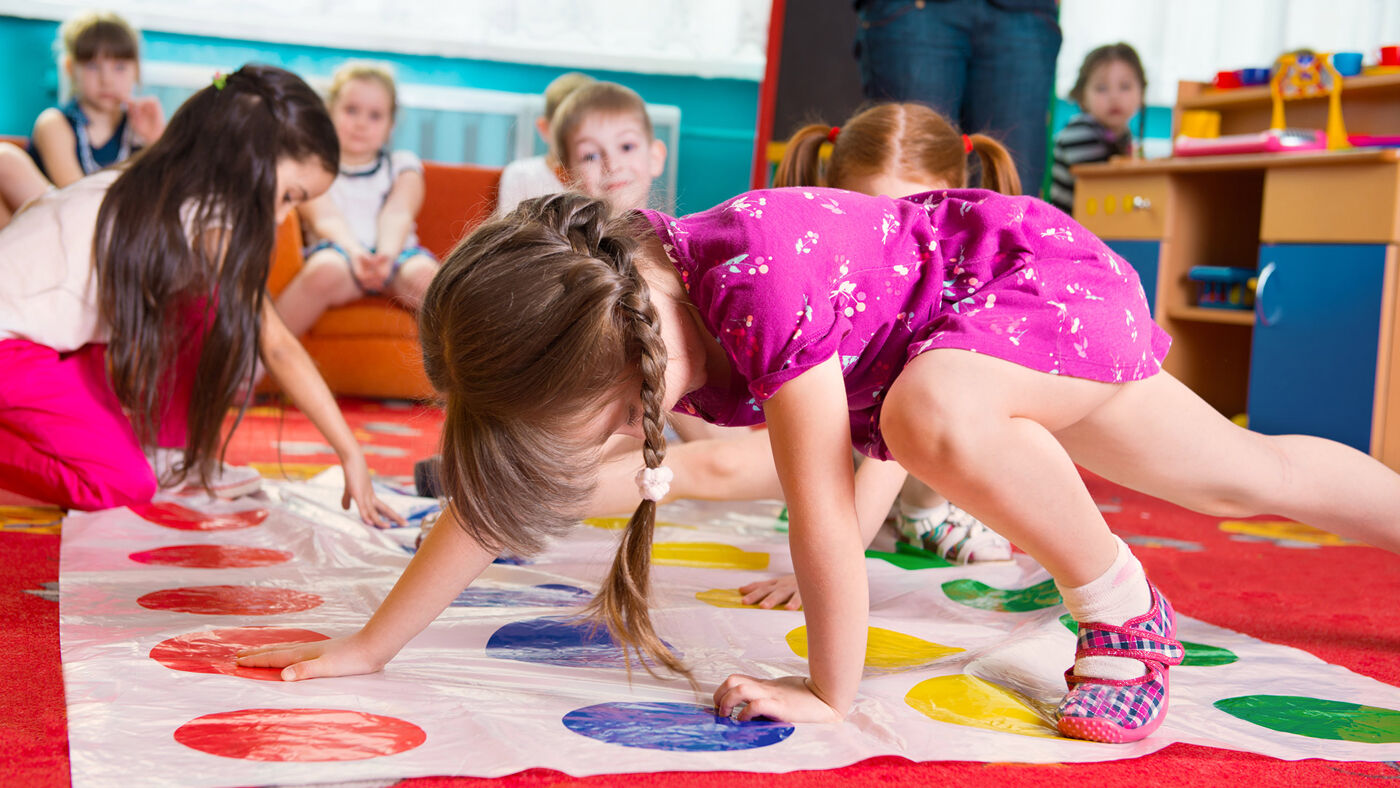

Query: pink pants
[[0, 338, 196, 510]]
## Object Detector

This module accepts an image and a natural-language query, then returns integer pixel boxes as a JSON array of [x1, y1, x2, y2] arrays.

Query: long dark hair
[[95, 64, 338, 490], [419, 192, 684, 678]]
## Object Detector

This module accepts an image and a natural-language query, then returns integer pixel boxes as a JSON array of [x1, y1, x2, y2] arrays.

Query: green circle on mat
[[1214, 695, 1400, 743], [1057, 614, 1238, 667], [865, 542, 953, 570], [942, 578, 1060, 612]]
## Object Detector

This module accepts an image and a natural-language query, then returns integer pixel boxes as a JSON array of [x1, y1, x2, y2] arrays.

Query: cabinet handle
[[1255, 261, 1278, 326], [1130, 196, 1151, 211]]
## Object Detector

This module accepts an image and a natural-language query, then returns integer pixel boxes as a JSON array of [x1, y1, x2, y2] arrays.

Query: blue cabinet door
[[1248, 244, 1387, 451], [1104, 240, 1160, 317]]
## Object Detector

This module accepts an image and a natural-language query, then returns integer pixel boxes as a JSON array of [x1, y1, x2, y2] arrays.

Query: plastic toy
[[1188, 266, 1256, 310], [1271, 52, 1350, 150]]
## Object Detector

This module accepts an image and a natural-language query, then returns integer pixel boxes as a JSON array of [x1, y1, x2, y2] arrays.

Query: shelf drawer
[[1261, 163, 1400, 243], [1072, 173, 1169, 240]]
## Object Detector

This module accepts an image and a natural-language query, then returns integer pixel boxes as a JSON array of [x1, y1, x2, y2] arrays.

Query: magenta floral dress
[[638, 187, 1171, 460]]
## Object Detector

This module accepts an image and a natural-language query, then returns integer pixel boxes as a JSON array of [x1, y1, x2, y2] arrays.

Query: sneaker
[[148, 448, 262, 499], [895, 501, 1012, 564], [1056, 579, 1185, 743]]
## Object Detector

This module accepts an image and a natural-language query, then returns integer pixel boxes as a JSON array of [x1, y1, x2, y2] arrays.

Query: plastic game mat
[[60, 490, 1400, 787]]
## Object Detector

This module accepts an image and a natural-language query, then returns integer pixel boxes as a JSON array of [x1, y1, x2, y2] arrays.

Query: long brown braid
[[419, 191, 687, 678]]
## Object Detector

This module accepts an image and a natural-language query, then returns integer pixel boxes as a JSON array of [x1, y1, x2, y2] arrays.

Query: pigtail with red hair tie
[[828, 126, 841, 143], [962, 134, 973, 153]]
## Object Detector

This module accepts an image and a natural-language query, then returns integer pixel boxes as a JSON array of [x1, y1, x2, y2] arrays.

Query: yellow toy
[[1270, 52, 1350, 150]]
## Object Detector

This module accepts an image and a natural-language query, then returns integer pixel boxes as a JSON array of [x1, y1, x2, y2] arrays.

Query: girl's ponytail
[[773, 124, 834, 188], [968, 133, 1022, 196]]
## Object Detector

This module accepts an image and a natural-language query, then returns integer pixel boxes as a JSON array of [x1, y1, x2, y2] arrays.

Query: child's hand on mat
[[343, 459, 406, 529], [739, 575, 802, 609], [714, 674, 843, 723], [235, 635, 385, 681]]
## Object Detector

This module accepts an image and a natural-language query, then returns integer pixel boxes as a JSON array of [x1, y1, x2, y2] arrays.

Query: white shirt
[[0, 170, 119, 351], [495, 155, 565, 216], [316, 149, 423, 250]]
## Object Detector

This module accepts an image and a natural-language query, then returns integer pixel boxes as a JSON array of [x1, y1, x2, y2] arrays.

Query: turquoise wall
[[0, 15, 759, 214]]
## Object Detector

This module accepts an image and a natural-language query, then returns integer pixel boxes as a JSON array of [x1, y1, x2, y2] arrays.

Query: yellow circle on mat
[[1219, 520, 1360, 546], [584, 516, 689, 531], [786, 626, 963, 670], [696, 588, 782, 609], [905, 675, 1060, 738], [653, 542, 769, 570]]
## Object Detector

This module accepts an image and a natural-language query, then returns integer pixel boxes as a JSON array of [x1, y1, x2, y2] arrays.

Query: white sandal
[[896, 501, 1012, 564]]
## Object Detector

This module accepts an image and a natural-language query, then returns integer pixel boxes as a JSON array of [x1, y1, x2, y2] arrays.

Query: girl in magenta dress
[[240, 185, 1400, 744]]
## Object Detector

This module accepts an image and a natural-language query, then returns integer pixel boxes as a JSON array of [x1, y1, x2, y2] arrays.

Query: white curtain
[[1058, 0, 1400, 107]]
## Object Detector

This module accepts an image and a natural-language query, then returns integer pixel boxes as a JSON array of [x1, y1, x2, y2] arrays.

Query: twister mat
[[60, 490, 1400, 787]]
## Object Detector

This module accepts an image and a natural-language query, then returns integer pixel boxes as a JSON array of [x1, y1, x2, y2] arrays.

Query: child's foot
[[148, 449, 262, 499], [1056, 579, 1184, 743], [895, 501, 1012, 564]]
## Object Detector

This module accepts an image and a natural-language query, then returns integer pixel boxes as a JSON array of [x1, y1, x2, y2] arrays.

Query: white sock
[[1056, 535, 1151, 680]]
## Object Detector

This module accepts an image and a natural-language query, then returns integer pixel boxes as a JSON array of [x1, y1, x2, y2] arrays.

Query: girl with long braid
[[241, 179, 1400, 742]]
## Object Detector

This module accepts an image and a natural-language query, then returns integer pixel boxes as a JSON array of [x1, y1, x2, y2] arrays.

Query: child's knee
[[65, 462, 157, 511], [298, 258, 360, 303]]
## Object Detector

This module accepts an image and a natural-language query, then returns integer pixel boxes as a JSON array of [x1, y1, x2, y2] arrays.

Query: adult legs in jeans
[[855, 0, 1061, 196]]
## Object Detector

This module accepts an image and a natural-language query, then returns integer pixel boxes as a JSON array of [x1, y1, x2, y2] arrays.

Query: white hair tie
[[635, 466, 674, 502]]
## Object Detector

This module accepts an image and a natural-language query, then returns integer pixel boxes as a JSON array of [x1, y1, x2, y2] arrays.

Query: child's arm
[[297, 192, 386, 290], [236, 507, 496, 679], [257, 297, 404, 527], [740, 456, 906, 609], [372, 167, 425, 262], [30, 109, 83, 188], [715, 355, 865, 723], [126, 96, 166, 146]]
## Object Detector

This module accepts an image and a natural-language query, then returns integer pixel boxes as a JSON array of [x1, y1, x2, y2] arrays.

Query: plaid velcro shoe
[[1057, 579, 1184, 743]]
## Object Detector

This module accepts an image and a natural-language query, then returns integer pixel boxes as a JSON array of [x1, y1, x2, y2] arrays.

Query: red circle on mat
[[129, 544, 292, 569], [128, 501, 268, 531], [137, 585, 322, 616], [150, 626, 331, 681], [173, 708, 426, 761]]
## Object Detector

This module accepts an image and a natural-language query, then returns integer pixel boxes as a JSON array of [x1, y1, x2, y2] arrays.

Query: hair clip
[[635, 466, 673, 502], [827, 126, 841, 144], [212, 71, 227, 91]]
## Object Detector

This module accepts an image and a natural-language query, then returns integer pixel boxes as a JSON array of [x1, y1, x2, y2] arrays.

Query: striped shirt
[[1049, 113, 1133, 214]]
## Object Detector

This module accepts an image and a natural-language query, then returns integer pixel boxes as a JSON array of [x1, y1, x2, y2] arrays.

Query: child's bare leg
[[898, 477, 948, 510], [387, 254, 438, 313], [0, 145, 50, 227], [881, 349, 1122, 584], [586, 429, 781, 515], [1055, 369, 1400, 554], [274, 249, 363, 337]]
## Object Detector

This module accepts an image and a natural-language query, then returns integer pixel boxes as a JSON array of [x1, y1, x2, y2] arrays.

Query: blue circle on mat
[[563, 702, 794, 751], [451, 584, 592, 608], [485, 617, 676, 668]]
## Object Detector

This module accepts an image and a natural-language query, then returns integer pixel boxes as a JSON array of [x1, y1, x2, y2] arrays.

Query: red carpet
[[3, 399, 1397, 786]]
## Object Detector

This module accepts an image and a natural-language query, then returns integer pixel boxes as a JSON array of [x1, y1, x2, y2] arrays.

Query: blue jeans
[[855, 0, 1061, 197]]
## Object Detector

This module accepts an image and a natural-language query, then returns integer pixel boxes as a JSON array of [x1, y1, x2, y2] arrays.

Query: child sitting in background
[[495, 71, 595, 215], [551, 80, 667, 214], [29, 10, 164, 189], [1049, 42, 1146, 214], [0, 64, 400, 526], [2, 11, 164, 229], [275, 63, 438, 339]]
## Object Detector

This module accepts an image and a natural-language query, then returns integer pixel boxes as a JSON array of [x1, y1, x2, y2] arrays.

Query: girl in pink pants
[[0, 65, 400, 526]]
